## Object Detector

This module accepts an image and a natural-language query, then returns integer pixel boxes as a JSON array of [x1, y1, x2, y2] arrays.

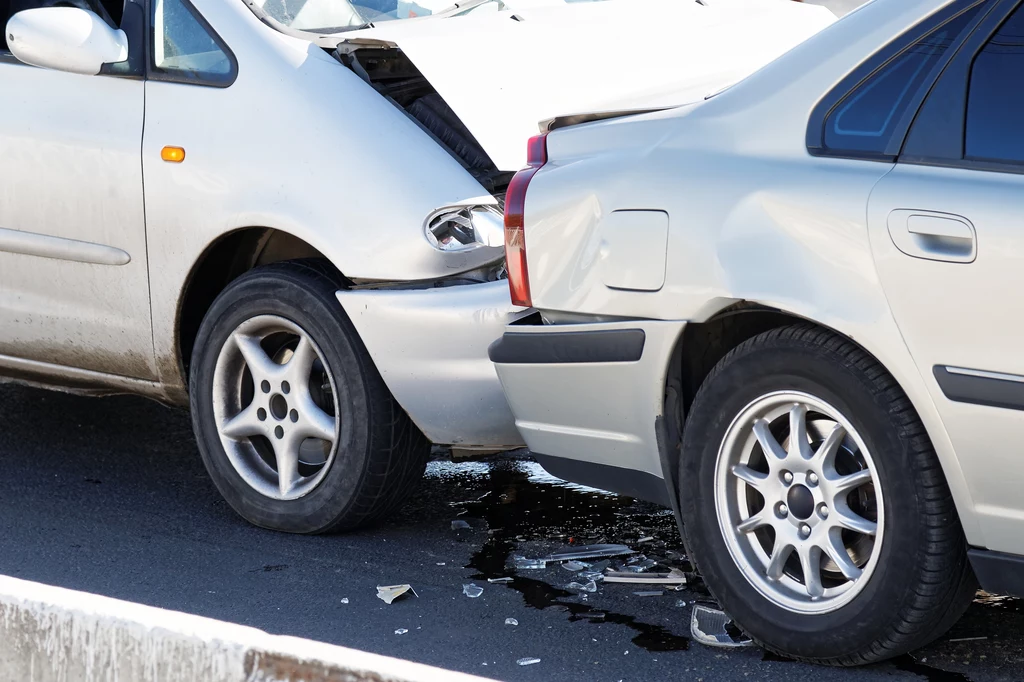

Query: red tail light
[[504, 134, 547, 307]]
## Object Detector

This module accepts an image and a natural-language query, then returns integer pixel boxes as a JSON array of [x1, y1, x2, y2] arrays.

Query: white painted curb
[[0, 575, 494, 682]]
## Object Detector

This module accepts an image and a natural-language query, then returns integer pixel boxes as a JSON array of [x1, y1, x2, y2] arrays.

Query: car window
[[151, 0, 233, 84], [965, 6, 1024, 163], [1, 0, 122, 52], [823, 7, 981, 156]]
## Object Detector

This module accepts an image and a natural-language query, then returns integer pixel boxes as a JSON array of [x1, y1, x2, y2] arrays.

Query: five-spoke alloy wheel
[[190, 260, 429, 534], [679, 325, 976, 665]]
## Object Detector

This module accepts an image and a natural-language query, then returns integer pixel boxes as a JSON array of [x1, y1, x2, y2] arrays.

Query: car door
[[0, 0, 156, 379], [866, 0, 1024, 554]]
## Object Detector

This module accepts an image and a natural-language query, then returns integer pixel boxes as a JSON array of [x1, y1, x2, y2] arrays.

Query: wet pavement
[[0, 383, 1022, 681]]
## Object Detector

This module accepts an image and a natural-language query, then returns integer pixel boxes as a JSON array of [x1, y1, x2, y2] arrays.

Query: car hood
[[342, 0, 835, 171]]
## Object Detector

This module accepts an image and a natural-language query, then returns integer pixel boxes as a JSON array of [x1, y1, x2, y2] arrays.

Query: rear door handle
[[887, 209, 976, 263]]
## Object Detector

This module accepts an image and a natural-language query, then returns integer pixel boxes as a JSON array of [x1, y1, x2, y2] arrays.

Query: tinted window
[[152, 0, 232, 83], [965, 7, 1024, 163], [824, 7, 980, 156]]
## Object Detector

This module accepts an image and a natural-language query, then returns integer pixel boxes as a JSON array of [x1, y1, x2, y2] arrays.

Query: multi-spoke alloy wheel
[[189, 260, 429, 534], [715, 391, 883, 613], [679, 325, 975, 665], [213, 315, 339, 501]]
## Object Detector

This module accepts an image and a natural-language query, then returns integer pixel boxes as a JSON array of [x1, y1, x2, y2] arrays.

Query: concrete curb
[[0, 575, 494, 682]]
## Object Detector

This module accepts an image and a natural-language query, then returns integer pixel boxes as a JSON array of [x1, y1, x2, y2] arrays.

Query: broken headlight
[[424, 205, 504, 252]]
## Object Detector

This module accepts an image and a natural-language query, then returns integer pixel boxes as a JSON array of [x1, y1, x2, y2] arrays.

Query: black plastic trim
[[806, 0, 989, 161], [532, 454, 671, 507], [488, 329, 645, 365], [145, 0, 238, 88], [933, 365, 1024, 411], [968, 548, 1024, 597]]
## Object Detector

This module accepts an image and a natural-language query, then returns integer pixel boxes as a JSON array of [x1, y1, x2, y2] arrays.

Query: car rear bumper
[[490, 318, 686, 503], [336, 280, 528, 449]]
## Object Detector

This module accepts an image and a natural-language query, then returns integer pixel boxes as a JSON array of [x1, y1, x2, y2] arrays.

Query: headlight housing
[[424, 205, 504, 252]]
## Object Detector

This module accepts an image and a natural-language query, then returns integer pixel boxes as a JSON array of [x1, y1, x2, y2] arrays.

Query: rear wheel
[[189, 260, 429, 533], [679, 324, 976, 664]]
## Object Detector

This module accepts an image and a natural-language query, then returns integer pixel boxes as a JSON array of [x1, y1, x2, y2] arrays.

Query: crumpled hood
[[344, 0, 835, 171]]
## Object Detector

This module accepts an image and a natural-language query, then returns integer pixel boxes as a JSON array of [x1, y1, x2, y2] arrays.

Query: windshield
[[248, 0, 503, 32], [249, 0, 610, 34]]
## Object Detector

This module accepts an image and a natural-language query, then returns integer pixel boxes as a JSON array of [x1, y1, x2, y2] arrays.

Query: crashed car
[[0, 0, 833, 532], [490, 0, 1024, 665]]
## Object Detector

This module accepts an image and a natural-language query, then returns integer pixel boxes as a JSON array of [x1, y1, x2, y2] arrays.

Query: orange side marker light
[[161, 146, 186, 163]]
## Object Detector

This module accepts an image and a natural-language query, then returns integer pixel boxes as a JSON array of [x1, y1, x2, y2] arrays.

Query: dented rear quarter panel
[[519, 0, 983, 545]]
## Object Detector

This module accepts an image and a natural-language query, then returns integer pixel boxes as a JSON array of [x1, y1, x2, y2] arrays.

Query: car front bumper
[[490, 318, 686, 504], [336, 280, 528, 449]]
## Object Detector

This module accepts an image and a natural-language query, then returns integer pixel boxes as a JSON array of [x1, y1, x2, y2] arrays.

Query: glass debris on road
[[505, 617, 518, 626], [452, 520, 471, 530], [566, 580, 599, 593], [513, 556, 546, 570], [561, 560, 589, 572], [604, 568, 687, 585], [690, 605, 753, 648], [542, 544, 634, 563], [516, 658, 541, 666], [376, 584, 418, 605], [633, 590, 665, 597], [463, 583, 484, 598], [340, 598, 349, 604], [487, 577, 514, 583], [394, 628, 408, 635]]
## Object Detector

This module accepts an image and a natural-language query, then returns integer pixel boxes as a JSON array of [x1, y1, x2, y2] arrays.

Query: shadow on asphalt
[[0, 383, 1021, 681]]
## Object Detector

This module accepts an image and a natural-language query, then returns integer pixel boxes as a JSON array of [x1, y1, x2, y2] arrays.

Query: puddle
[[426, 456, 690, 651]]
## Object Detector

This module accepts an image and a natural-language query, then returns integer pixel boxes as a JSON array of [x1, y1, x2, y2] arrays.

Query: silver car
[[492, 0, 1021, 665]]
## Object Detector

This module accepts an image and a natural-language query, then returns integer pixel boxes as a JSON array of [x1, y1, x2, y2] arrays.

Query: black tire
[[189, 259, 429, 534], [679, 324, 976, 665]]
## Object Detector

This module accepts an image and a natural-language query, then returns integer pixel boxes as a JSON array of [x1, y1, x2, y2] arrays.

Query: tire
[[189, 259, 429, 534], [679, 324, 976, 665]]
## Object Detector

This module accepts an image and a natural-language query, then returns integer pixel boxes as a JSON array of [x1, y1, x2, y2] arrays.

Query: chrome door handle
[[887, 209, 976, 263]]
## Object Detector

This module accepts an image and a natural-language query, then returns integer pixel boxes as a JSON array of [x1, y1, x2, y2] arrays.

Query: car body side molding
[[488, 329, 646, 364], [934, 365, 1024, 411], [0, 226, 130, 266], [967, 548, 1024, 597], [532, 453, 670, 507]]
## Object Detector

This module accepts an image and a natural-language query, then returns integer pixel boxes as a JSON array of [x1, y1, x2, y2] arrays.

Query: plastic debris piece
[[633, 590, 664, 597], [376, 584, 418, 605], [463, 583, 484, 598], [690, 605, 753, 648], [395, 628, 408, 635], [517, 658, 541, 666], [542, 544, 634, 563], [340, 598, 349, 604], [451, 520, 471, 530], [514, 556, 547, 570], [505, 618, 518, 626], [561, 560, 589, 572], [488, 577, 514, 583], [604, 568, 686, 585]]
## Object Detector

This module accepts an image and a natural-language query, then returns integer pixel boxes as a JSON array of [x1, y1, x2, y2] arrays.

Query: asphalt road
[[0, 384, 1021, 682]]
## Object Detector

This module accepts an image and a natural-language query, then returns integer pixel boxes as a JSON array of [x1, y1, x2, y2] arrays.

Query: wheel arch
[[175, 227, 345, 387]]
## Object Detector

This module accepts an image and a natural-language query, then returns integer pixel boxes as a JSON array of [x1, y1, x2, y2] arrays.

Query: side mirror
[[6, 7, 128, 75]]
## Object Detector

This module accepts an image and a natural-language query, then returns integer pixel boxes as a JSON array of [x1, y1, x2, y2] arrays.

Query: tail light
[[503, 134, 547, 308]]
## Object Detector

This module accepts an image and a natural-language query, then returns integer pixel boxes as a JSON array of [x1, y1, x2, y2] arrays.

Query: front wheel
[[189, 260, 429, 534], [679, 325, 976, 664]]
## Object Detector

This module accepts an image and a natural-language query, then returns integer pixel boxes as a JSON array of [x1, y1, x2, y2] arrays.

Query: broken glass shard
[[514, 556, 547, 570], [463, 583, 484, 598], [543, 544, 633, 563], [395, 628, 408, 635], [517, 658, 541, 666], [451, 520, 471, 530], [376, 584, 417, 605], [690, 605, 753, 648], [505, 618, 518, 626], [561, 561, 589, 572]]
